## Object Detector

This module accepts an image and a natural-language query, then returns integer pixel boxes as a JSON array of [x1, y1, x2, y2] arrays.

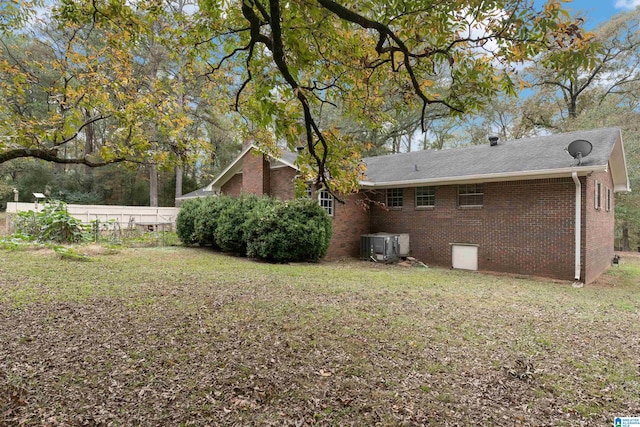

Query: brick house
[[193, 127, 630, 284]]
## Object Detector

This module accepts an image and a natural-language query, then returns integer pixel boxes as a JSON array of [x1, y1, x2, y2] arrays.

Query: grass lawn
[[1, 246, 639, 426]]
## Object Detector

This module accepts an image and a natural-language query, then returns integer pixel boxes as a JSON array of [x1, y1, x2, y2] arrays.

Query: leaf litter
[[0, 248, 639, 426]]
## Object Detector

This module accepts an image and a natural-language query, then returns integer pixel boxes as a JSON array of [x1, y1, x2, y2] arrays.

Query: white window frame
[[595, 181, 602, 210], [318, 189, 334, 216], [415, 186, 435, 208], [458, 184, 484, 207], [386, 188, 403, 208]]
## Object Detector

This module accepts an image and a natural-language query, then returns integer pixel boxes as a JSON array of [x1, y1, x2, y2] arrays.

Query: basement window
[[386, 188, 403, 208], [415, 186, 435, 207], [458, 184, 484, 207], [318, 189, 334, 216]]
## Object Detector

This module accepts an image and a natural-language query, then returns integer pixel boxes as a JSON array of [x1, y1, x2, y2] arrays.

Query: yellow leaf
[[421, 80, 434, 89]]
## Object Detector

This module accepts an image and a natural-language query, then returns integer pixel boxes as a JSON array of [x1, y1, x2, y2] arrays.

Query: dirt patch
[[76, 243, 120, 256], [590, 271, 622, 287]]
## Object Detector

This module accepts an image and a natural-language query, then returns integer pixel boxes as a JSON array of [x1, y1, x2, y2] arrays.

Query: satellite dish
[[566, 139, 592, 165]]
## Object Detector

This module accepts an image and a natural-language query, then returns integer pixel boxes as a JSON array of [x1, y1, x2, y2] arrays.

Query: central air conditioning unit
[[361, 234, 399, 262], [375, 232, 410, 257]]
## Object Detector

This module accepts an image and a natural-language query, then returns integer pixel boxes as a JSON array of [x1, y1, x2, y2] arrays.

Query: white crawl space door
[[451, 244, 478, 271]]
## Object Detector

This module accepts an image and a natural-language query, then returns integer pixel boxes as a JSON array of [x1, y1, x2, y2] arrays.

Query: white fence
[[5, 202, 180, 232]]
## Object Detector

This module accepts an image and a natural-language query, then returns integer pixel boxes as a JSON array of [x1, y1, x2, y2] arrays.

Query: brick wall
[[269, 167, 297, 200], [221, 157, 295, 200], [242, 151, 269, 196], [583, 171, 615, 283], [369, 179, 578, 281], [221, 173, 242, 196], [326, 192, 370, 259]]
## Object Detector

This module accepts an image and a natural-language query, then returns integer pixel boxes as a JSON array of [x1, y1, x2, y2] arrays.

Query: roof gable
[[209, 145, 299, 192]]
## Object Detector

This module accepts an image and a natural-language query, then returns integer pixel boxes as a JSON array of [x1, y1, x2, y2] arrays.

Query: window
[[458, 184, 484, 207], [304, 184, 312, 198], [595, 181, 602, 210], [318, 189, 334, 216], [606, 187, 612, 212], [386, 188, 403, 208], [416, 186, 435, 207]]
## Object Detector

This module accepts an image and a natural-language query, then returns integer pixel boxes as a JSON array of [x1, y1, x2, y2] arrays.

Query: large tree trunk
[[174, 165, 183, 207], [149, 137, 158, 207], [84, 109, 95, 157], [83, 109, 95, 178], [622, 226, 630, 252], [150, 162, 158, 207], [391, 136, 400, 153]]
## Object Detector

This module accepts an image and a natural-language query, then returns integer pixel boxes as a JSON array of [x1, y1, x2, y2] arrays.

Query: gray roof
[[362, 127, 625, 188], [175, 187, 215, 200], [280, 150, 299, 166]]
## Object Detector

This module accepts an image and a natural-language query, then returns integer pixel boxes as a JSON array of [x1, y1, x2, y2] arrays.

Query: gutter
[[359, 165, 607, 188], [571, 172, 582, 282]]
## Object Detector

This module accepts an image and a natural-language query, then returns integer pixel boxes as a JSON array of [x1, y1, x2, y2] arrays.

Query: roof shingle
[[362, 127, 621, 185]]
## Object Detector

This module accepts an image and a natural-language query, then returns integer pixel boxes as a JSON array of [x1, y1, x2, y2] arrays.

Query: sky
[[561, 0, 639, 27]]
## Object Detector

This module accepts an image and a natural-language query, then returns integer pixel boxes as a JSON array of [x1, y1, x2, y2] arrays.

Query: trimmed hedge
[[193, 195, 234, 247], [244, 198, 332, 262], [176, 198, 204, 245], [176, 195, 332, 262], [215, 194, 260, 254]]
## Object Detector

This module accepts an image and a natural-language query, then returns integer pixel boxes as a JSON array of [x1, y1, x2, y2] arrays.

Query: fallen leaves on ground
[[1, 248, 639, 426]]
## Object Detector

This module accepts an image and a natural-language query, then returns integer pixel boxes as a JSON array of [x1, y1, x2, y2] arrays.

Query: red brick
[[219, 147, 616, 283], [583, 172, 615, 284]]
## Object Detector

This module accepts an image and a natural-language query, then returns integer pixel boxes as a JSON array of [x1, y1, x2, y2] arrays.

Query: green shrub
[[242, 197, 279, 247], [245, 197, 332, 262], [13, 200, 86, 243], [215, 194, 261, 254], [13, 211, 40, 237], [193, 195, 233, 247], [39, 201, 86, 243], [176, 198, 204, 245], [182, 194, 333, 261]]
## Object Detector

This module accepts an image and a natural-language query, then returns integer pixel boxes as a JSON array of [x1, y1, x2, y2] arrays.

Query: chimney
[[488, 136, 499, 146]]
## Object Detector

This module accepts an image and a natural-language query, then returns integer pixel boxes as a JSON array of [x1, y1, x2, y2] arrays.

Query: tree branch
[[316, 0, 462, 132], [52, 114, 110, 147], [0, 147, 126, 167]]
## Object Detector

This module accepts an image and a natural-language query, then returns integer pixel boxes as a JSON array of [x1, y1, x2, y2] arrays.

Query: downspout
[[571, 172, 582, 282]]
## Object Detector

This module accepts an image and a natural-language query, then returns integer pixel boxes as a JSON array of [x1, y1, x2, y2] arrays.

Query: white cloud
[[615, 0, 640, 9]]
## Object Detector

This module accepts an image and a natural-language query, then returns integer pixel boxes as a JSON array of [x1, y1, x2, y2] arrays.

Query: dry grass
[[1, 246, 639, 426]]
